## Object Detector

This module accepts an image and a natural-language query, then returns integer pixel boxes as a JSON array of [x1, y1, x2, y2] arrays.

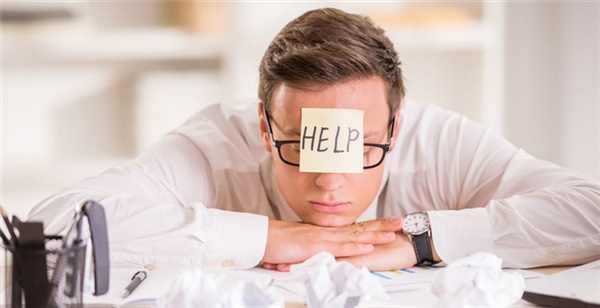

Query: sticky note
[[300, 108, 364, 173]]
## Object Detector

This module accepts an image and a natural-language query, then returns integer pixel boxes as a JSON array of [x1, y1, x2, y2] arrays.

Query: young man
[[29, 8, 599, 272]]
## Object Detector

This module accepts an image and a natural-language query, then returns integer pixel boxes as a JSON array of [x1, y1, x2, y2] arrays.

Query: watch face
[[403, 212, 430, 235]]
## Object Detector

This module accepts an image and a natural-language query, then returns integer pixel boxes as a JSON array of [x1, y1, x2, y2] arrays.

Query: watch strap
[[411, 231, 434, 266]]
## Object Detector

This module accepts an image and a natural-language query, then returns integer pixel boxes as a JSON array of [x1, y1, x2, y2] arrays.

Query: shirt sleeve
[[27, 133, 269, 270], [426, 110, 600, 268]]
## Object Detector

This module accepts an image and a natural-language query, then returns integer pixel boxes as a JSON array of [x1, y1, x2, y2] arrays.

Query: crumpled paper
[[290, 252, 390, 307], [157, 268, 284, 307], [431, 252, 525, 307]]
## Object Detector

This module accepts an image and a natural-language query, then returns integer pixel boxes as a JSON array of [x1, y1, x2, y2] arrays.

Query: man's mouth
[[309, 201, 350, 213]]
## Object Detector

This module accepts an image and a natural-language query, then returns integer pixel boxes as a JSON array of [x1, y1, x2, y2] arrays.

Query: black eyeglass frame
[[263, 106, 395, 170]]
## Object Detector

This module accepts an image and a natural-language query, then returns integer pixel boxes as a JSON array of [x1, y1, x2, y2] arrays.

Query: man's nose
[[314, 173, 345, 191]]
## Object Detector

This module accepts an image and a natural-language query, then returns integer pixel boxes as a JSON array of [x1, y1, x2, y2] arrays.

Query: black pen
[[0, 229, 10, 246], [122, 269, 148, 298], [0, 206, 18, 247]]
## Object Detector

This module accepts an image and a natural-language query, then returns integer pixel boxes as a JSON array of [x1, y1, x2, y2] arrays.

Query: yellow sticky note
[[300, 108, 364, 173]]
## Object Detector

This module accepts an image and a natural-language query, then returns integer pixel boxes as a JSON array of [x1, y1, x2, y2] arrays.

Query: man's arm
[[434, 149, 600, 268], [343, 105, 599, 271], [28, 133, 270, 269], [428, 112, 600, 268]]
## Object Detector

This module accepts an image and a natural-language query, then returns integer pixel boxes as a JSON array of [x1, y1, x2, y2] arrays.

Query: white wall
[[504, 2, 561, 164], [558, 2, 599, 180], [503, 2, 599, 180]]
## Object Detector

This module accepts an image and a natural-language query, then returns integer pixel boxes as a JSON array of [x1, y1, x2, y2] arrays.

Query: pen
[[0, 229, 10, 246], [122, 269, 148, 298], [0, 205, 18, 247]]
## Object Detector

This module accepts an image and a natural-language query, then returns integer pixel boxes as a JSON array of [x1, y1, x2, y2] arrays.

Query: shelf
[[1, 27, 225, 66]]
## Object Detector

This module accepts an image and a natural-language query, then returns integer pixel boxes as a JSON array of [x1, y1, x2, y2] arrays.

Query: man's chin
[[305, 215, 356, 227]]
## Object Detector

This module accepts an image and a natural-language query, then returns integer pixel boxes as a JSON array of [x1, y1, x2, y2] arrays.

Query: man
[[29, 8, 599, 272]]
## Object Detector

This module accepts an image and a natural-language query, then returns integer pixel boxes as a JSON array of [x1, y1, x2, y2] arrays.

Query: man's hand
[[337, 232, 417, 271], [340, 231, 443, 271], [262, 217, 403, 271]]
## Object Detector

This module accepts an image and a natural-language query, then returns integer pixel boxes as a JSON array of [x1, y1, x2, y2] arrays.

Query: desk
[[280, 266, 574, 308], [95, 265, 563, 307], [0, 264, 578, 307]]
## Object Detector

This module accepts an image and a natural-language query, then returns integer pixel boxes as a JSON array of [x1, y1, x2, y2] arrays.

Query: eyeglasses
[[264, 107, 395, 170]]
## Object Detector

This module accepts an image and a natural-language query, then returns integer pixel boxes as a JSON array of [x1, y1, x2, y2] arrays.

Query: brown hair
[[258, 7, 405, 119]]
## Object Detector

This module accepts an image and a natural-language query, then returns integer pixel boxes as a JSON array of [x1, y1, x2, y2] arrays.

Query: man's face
[[259, 76, 398, 227]]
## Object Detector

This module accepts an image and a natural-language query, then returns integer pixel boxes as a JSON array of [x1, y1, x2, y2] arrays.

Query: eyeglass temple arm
[[389, 116, 396, 139], [263, 106, 277, 145]]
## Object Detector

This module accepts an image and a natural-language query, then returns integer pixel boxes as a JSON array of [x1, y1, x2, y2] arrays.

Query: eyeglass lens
[[278, 143, 386, 168]]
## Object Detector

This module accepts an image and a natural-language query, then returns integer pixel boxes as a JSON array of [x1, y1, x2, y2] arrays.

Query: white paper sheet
[[83, 267, 186, 307], [83, 267, 274, 307], [83, 261, 545, 307], [250, 262, 544, 305]]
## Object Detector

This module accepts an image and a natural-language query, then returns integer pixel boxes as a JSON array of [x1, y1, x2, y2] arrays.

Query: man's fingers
[[346, 229, 396, 244], [349, 217, 403, 232], [341, 217, 403, 244], [276, 263, 292, 272], [262, 263, 293, 272], [331, 242, 374, 257], [263, 218, 404, 266], [262, 263, 276, 270], [353, 221, 367, 231], [316, 217, 402, 247]]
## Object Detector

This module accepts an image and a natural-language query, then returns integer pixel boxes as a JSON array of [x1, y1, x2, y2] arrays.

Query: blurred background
[[1, 1, 598, 218]]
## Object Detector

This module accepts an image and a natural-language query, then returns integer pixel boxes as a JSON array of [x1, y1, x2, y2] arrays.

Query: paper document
[[83, 267, 187, 307], [375, 266, 543, 293], [251, 265, 447, 296], [82, 265, 545, 307], [84, 267, 274, 307], [250, 264, 544, 303], [372, 265, 445, 292]]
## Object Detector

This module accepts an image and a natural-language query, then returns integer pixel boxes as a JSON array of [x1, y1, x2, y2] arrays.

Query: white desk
[[0, 264, 576, 307], [79, 265, 569, 307]]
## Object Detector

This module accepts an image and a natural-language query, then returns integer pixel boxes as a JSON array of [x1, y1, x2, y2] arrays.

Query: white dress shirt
[[28, 100, 600, 270]]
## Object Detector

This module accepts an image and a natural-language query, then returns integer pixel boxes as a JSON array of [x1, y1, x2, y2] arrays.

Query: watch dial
[[404, 212, 430, 235]]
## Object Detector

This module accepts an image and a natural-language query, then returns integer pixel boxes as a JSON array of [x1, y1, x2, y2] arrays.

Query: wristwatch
[[402, 212, 435, 266]]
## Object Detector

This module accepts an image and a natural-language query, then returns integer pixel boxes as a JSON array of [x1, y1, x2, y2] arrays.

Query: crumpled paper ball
[[290, 252, 390, 307], [431, 252, 525, 307], [157, 268, 284, 307]]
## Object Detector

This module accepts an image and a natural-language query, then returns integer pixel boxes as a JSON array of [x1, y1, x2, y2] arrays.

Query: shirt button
[[144, 264, 155, 271], [547, 252, 557, 261], [221, 259, 234, 268]]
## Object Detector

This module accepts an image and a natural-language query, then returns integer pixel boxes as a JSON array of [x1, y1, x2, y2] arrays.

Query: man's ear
[[389, 109, 401, 151], [258, 102, 273, 153]]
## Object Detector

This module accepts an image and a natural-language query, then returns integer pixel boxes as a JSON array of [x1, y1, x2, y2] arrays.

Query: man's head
[[258, 7, 405, 117], [258, 8, 405, 227]]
